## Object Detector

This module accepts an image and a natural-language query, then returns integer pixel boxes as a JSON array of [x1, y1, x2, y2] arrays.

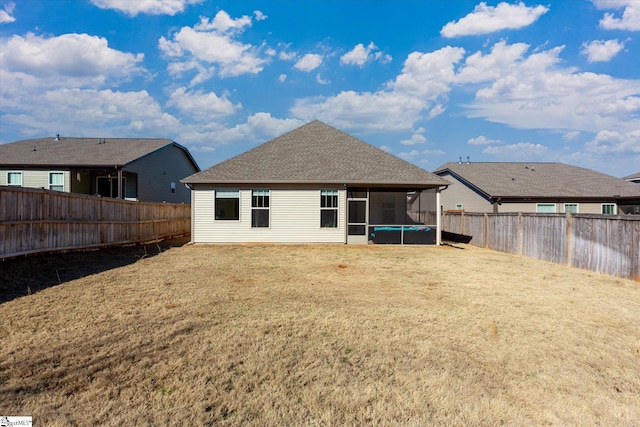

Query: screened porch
[[346, 187, 440, 245]]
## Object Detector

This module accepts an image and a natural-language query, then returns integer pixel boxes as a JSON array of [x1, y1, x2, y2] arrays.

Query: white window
[[215, 190, 240, 220], [320, 190, 339, 228], [7, 171, 22, 186], [601, 204, 616, 215], [564, 203, 578, 213], [49, 172, 64, 191], [251, 190, 270, 228], [536, 203, 556, 213]]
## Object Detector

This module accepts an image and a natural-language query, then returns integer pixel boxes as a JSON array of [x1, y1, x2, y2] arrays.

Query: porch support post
[[436, 188, 442, 246], [117, 168, 123, 199]]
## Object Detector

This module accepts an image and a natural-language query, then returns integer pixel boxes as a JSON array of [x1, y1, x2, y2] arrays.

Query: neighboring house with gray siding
[[624, 172, 640, 184], [182, 121, 450, 245], [434, 162, 640, 215], [0, 136, 199, 203]]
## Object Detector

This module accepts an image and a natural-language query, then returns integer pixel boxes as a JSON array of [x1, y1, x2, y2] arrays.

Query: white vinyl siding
[[1, 170, 71, 191], [192, 187, 345, 243], [437, 172, 493, 212]]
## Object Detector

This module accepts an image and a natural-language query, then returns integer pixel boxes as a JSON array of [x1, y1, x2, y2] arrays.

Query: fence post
[[518, 212, 523, 256], [461, 210, 465, 235], [483, 212, 488, 248]]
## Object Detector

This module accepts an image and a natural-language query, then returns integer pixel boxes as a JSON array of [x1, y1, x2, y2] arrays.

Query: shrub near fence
[[442, 211, 640, 279], [0, 186, 191, 259]]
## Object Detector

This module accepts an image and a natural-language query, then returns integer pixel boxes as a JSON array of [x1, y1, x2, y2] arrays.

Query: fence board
[[1, 186, 190, 259], [443, 211, 639, 279]]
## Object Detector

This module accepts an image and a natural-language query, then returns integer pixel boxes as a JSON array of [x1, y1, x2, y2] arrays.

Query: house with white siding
[[434, 162, 640, 215], [182, 121, 450, 245], [0, 136, 200, 203]]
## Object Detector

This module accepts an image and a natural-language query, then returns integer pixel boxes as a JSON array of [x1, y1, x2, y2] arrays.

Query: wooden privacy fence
[[442, 211, 640, 279], [1, 186, 191, 259]]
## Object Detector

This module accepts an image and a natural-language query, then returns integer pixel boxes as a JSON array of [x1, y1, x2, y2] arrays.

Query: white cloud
[[468, 135, 500, 145], [90, 0, 204, 16], [593, 0, 640, 31], [254, 10, 267, 21], [580, 39, 626, 62], [482, 142, 549, 160], [294, 54, 323, 72], [456, 40, 529, 83], [178, 113, 304, 147], [441, 2, 549, 38], [585, 130, 640, 154], [316, 73, 330, 85], [278, 48, 296, 61], [340, 42, 391, 67], [194, 11, 251, 33], [292, 90, 424, 132], [400, 134, 427, 146], [391, 47, 465, 99], [1, 88, 181, 138], [0, 1, 15, 24], [399, 148, 444, 159], [158, 10, 267, 80], [563, 131, 580, 141], [278, 74, 287, 83], [291, 46, 464, 133], [399, 149, 421, 159], [428, 104, 446, 118], [463, 42, 640, 134], [422, 149, 445, 155], [166, 87, 240, 122], [0, 32, 145, 88]]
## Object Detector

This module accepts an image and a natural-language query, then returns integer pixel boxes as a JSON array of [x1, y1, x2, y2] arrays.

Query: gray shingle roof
[[624, 172, 640, 182], [183, 121, 449, 187], [0, 136, 192, 168], [435, 162, 640, 199]]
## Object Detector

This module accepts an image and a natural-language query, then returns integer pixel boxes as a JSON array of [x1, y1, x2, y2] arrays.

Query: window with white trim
[[536, 203, 556, 213], [564, 203, 578, 213], [215, 190, 240, 220], [601, 204, 616, 215], [455, 203, 463, 210], [251, 190, 270, 228], [49, 172, 64, 191], [320, 190, 338, 228], [7, 171, 22, 186]]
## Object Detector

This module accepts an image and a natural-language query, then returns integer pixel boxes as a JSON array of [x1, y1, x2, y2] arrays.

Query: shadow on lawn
[[0, 236, 190, 304]]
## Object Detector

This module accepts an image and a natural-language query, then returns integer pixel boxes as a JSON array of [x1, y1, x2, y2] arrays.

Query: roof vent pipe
[[54, 134, 60, 141], [466, 156, 470, 165], [459, 156, 462, 164]]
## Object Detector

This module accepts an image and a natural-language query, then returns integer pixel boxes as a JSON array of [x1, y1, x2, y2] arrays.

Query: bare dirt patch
[[1, 243, 639, 425]]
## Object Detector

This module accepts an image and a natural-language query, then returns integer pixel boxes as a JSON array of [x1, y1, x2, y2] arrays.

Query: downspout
[[117, 167, 123, 199], [436, 188, 442, 246], [343, 183, 348, 244], [186, 183, 195, 243]]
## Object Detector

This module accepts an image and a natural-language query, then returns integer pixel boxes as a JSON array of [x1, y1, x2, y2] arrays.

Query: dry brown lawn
[[1, 241, 639, 426]]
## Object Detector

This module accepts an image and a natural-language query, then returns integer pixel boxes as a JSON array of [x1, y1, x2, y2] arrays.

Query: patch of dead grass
[[1, 243, 639, 426]]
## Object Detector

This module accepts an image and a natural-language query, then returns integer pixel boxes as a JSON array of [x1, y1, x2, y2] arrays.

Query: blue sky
[[1, 0, 638, 177]]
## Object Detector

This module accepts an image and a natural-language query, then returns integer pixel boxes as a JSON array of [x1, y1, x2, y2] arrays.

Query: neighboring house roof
[[624, 172, 640, 183], [0, 136, 200, 170], [434, 162, 640, 199], [183, 120, 449, 187]]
